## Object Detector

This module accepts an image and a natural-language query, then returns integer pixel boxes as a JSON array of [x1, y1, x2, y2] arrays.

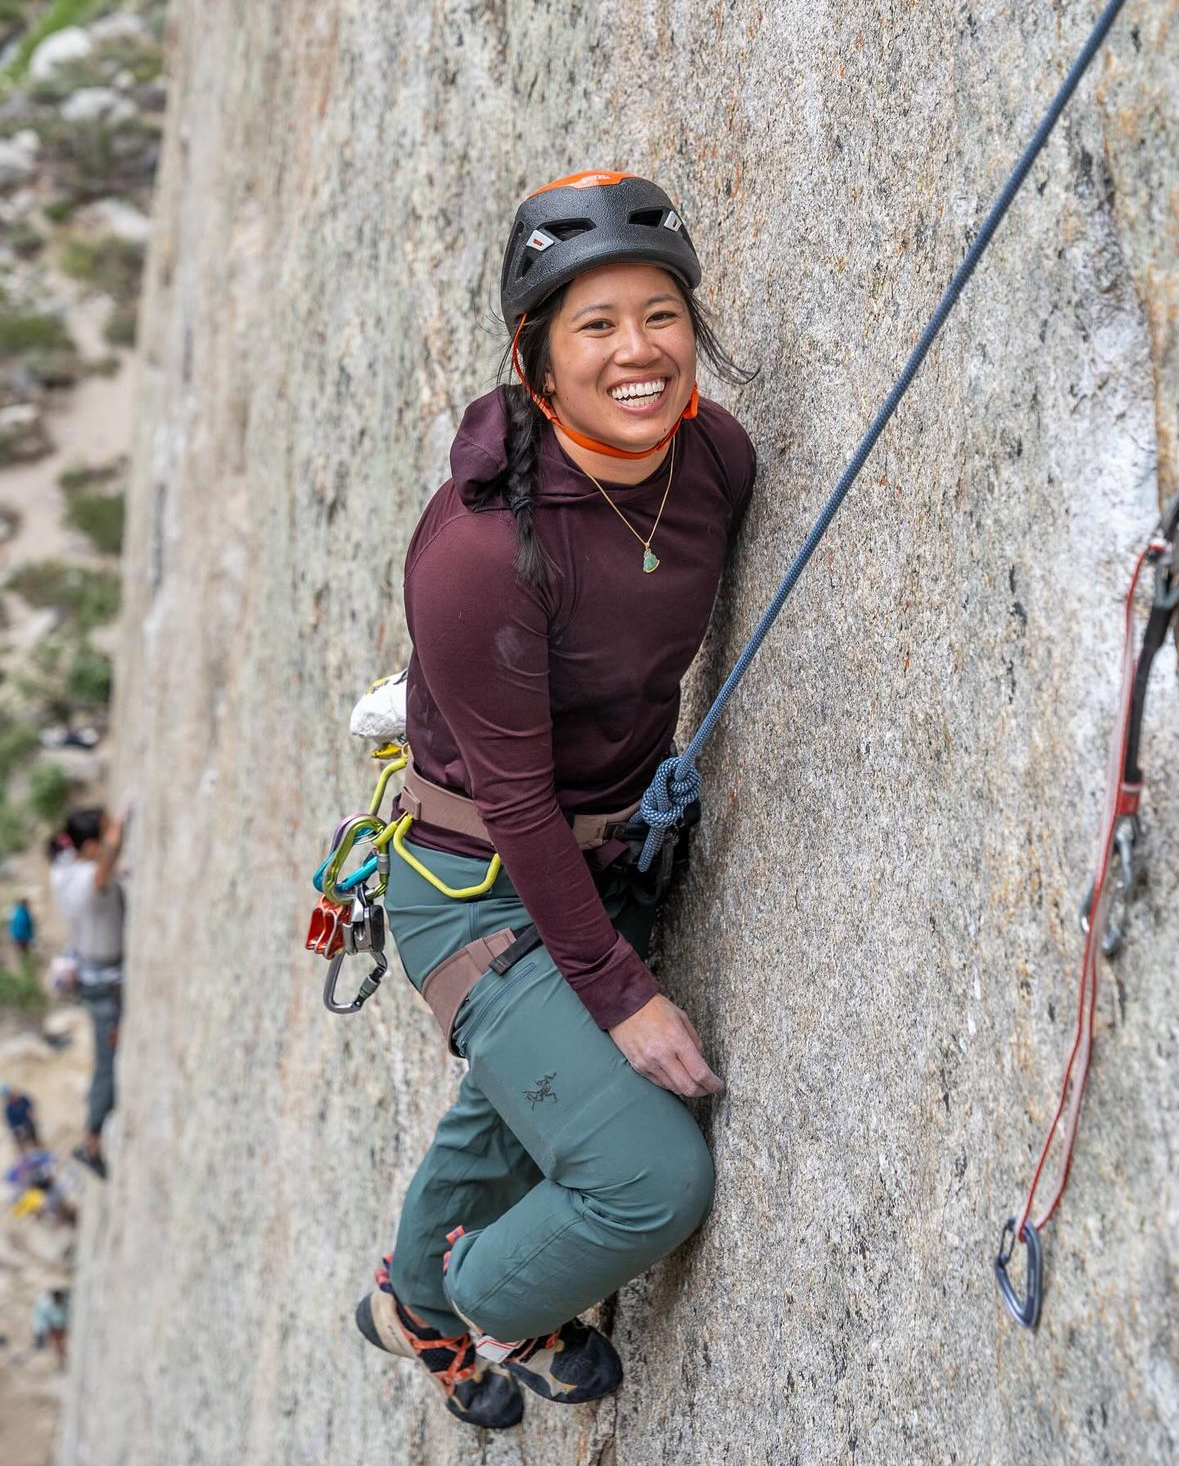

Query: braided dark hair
[[495, 278, 756, 588], [502, 379, 556, 592]]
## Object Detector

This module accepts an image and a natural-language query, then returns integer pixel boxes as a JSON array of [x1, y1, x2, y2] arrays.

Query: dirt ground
[[0, 1001, 94, 1466]]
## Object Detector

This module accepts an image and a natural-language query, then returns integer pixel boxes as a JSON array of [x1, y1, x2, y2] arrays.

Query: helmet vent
[[628, 208, 664, 227], [544, 217, 596, 241]]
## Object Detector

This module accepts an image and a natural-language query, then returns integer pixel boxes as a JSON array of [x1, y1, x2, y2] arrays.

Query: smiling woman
[[353, 172, 758, 1429]]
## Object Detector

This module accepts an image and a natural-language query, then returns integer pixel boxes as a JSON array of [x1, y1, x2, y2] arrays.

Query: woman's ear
[[542, 374, 555, 397]]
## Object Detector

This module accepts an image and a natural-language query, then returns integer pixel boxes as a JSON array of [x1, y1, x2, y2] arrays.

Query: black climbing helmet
[[499, 171, 702, 325]]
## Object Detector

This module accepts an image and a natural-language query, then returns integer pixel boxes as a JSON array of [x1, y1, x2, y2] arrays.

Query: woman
[[356, 171, 756, 1429]]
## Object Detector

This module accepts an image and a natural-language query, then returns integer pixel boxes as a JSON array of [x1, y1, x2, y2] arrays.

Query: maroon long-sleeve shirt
[[403, 385, 756, 1028]]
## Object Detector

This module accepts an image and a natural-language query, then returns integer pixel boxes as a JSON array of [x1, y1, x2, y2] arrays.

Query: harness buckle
[[993, 1217, 1043, 1329]]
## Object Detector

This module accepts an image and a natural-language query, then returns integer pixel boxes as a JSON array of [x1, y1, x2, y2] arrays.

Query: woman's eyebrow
[[570, 293, 681, 323]]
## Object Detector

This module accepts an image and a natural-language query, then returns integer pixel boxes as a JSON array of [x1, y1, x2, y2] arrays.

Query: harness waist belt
[[399, 756, 639, 852]]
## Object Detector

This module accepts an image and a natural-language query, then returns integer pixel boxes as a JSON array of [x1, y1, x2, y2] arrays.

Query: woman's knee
[[656, 1127, 715, 1245], [592, 1112, 715, 1249]]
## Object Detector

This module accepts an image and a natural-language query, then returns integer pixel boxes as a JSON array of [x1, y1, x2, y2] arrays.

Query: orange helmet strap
[[510, 315, 698, 462]]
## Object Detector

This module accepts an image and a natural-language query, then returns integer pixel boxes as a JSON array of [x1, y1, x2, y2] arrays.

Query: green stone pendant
[[643, 548, 660, 574]]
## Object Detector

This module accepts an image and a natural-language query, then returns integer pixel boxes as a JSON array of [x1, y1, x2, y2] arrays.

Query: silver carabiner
[[323, 948, 388, 1016], [1077, 815, 1140, 957]]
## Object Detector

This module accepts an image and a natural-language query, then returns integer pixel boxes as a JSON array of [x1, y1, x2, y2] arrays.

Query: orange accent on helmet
[[511, 314, 699, 461], [530, 170, 633, 196]]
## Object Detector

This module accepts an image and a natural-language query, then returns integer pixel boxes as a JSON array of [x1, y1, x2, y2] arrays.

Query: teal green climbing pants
[[383, 846, 715, 1341]]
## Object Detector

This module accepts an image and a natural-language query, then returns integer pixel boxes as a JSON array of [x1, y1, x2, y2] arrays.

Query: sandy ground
[[0, 1003, 94, 1466]]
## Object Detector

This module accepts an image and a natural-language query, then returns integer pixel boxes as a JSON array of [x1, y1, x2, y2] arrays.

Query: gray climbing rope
[[638, 0, 1129, 871]]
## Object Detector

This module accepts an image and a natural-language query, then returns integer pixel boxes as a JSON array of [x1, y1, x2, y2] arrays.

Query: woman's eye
[[581, 319, 612, 332]]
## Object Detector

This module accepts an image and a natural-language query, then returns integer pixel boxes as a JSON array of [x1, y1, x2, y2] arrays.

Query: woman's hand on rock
[[608, 995, 725, 1099]]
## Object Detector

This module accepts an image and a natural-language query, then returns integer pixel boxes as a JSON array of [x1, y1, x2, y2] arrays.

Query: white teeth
[[609, 379, 666, 401]]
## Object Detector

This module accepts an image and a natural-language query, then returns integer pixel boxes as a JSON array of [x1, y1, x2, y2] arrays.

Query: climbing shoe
[[355, 1256, 523, 1430], [71, 1145, 107, 1180], [442, 1227, 622, 1404], [467, 1317, 624, 1405]]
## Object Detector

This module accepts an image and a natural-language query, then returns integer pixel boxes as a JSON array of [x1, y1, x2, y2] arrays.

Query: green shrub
[[33, 114, 161, 206], [86, 353, 121, 377], [7, 560, 120, 631], [65, 488, 123, 555], [0, 794, 27, 858], [0, 719, 38, 779], [0, 959, 45, 1013], [7, 218, 44, 257], [64, 642, 111, 705], [59, 457, 122, 492], [3, 0, 108, 83], [0, 309, 72, 355], [0, 306, 82, 393], [59, 458, 124, 494], [59, 234, 144, 303], [27, 760, 69, 822]]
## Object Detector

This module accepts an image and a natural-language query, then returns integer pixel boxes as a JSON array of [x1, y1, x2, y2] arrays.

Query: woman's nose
[[614, 319, 660, 363]]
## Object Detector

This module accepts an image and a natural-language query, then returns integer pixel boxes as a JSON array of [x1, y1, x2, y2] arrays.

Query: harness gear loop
[[995, 494, 1178, 1329], [632, 0, 1130, 871], [390, 812, 504, 900]]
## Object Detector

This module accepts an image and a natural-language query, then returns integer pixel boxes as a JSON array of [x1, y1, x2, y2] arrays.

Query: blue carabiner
[[336, 854, 378, 893], [994, 1217, 1043, 1329]]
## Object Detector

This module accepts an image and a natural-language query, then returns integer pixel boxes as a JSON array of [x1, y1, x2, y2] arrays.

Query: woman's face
[[543, 263, 697, 454]]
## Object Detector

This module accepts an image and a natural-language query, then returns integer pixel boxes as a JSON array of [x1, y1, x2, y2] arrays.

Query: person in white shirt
[[48, 806, 128, 1179]]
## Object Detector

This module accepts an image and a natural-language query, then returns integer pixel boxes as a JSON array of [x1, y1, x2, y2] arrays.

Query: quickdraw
[[994, 494, 1178, 1330]]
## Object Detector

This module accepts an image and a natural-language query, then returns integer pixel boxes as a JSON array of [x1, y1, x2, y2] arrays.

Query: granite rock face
[[59, 2, 1178, 1462]]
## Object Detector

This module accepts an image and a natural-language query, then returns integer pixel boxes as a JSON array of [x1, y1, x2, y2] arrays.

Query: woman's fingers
[[679, 1010, 704, 1051], [677, 1043, 725, 1097], [639, 1034, 724, 1100], [608, 995, 724, 1098]]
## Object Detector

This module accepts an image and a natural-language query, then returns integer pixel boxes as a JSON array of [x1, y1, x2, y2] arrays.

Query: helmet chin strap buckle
[[510, 315, 698, 461]]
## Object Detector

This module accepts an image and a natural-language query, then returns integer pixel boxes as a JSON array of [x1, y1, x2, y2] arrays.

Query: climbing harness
[[630, 0, 1131, 871], [306, 686, 659, 1030], [994, 494, 1178, 1329]]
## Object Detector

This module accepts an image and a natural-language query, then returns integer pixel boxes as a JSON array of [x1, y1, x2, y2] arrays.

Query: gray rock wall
[[59, 2, 1178, 1462]]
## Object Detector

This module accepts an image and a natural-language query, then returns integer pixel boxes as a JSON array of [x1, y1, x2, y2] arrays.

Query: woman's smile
[[606, 376, 669, 411]]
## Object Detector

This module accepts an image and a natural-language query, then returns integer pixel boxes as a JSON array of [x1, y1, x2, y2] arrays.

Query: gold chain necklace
[[578, 437, 675, 574]]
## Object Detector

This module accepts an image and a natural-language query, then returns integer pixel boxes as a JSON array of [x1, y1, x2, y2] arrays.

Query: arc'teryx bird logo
[[524, 1072, 558, 1108]]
